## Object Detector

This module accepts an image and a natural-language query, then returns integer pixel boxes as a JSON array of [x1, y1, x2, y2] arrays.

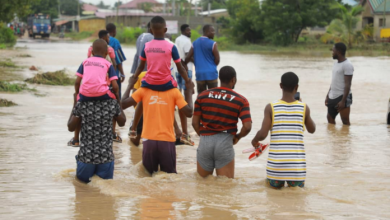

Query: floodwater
[[0, 38, 390, 220]]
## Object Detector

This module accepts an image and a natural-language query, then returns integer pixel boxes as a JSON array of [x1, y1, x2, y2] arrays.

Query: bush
[[116, 26, 144, 44], [25, 69, 75, 86], [0, 24, 16, 48], [0, 81, 29, 92]]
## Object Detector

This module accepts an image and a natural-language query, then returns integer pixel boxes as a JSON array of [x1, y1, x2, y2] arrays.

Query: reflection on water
[[0, 41, 389, 219]]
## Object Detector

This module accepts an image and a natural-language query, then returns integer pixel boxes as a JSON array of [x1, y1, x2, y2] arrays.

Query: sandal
[[128, 130, 137, 139], [180, 133, 195, 146], [67, 138, 80, 147], [113, 132, 122, 143]]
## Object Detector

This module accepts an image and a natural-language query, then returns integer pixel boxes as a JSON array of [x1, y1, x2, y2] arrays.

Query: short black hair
[[106, 23, 116, 33], [147, 22, 151, 28], [92, 39, 108, 56], [219, 66, 236, 84], [181, 24, 189, 33], [98, 30, 108, 39], [151, 16, 166, 25], [281, 72, 299, 92], [203, 24, 213, 34], [334, 42, 347, 56]]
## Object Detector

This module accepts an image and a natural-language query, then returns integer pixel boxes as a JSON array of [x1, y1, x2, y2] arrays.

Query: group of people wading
[[67, 16, 354, 189]]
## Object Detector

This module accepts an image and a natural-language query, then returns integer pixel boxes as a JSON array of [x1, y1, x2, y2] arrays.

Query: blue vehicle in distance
[[27, 14, 51, 38]]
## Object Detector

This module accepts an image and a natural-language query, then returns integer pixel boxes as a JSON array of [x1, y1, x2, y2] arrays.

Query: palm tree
[[321, 4, 364, 48]]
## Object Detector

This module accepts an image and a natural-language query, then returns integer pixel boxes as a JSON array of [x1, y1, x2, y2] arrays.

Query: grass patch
[[0, 98, 16, 107], [0, 81, 37, 92], [64, 31, 94, 41], [17, 54, 32, 58], [25, 69, 75, 86], [0, 59, 17, 68]]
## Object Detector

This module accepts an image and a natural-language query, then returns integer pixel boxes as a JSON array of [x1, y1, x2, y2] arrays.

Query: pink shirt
[[140, 38, 181, 85], [76, 56, 118, 97], [87, 46, 116, 61]]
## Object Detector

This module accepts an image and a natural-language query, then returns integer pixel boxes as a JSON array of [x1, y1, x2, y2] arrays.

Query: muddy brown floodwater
[[0, 39, 390, 220]]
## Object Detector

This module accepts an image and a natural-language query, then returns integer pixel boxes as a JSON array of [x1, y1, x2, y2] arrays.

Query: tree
[[23, 0, 58, 20], [261, 0, 339, 46], [59, 0, 82, 16], [96, 1, 110, 9], [0, 0, 36, 23], [320, 4, 364, 48], [226, 0, 263, 44], [114, 1, 123, 9], [139, 3, 153, 12]]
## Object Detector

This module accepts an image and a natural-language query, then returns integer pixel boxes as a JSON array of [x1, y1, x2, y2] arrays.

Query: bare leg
[[339, 107, 351, 125], [74, 123, 81, 140], [327, 113, 336, 124], [174, 117, 182, 139], [216, 159, 235, 179], [197, 162, 213, 178]]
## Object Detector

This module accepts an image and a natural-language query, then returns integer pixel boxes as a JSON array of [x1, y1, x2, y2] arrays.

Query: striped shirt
[[266, 100, 307, 181], [194, 87, 251, 136]]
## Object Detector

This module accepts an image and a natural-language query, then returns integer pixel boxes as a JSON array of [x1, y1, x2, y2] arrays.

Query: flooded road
[[0, 39, 390, 219]]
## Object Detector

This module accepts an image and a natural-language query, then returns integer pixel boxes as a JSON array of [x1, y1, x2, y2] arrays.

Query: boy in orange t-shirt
[[121, 77, 193, 174]]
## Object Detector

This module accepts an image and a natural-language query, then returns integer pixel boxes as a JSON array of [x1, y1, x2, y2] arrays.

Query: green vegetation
[[0, 98, 16, 107], [25, 69, 75, 86], [116, 27, 144, 44], [64, 31, 94, 41], [0, 25, 17, 48], [0, 81, 37, 92], [0, 59, 17, 68], [0, 0, 36, 23], [16, 54, 32, 58]]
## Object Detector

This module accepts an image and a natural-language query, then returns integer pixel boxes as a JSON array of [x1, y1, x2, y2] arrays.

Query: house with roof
[[120, 0, 162, 12], [358, 0, 390, 39]]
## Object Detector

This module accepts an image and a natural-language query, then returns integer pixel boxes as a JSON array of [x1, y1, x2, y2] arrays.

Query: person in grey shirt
[[325, 42, 354, 125], [130, 22, 153, 74]]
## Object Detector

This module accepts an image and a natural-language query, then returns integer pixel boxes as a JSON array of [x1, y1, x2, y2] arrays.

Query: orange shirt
[[131, 87, 187, 142]]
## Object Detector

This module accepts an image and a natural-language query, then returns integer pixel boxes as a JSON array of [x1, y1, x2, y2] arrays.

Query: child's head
[[92, 39, 108, 58], [150, 16, 167, 38], [280, 72, 299, 93], [106, 23, 116, 37], [219, 66, 237, 89], [98, 30, 110, 44]]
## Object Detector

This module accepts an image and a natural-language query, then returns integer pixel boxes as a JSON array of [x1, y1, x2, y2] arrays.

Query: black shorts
[[327, 94, 353, 119]]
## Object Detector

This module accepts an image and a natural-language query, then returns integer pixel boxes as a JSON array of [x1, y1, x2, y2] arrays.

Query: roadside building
[[358, 0, 390, 40]]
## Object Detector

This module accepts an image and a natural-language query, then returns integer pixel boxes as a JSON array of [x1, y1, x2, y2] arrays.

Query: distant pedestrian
[[106, 23, 127, 142], [325, 42, 354, 125], [185, 24, 220, 94], [130, 22, 153, 74]]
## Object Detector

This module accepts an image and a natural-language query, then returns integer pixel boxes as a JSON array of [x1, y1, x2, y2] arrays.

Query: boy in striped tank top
[[251, 72, 316, 189]]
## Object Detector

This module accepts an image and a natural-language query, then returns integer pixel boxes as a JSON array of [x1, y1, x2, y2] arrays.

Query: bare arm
[[175, 61, 190, 83], [130, 60, 146, 87], [111, 58, 117, 71], [115, 108, 126, 127], [233, 121, 252, 145], [325, 87, 331, 106], [110, 79, 120, 101], [184, 47, 194, 64], [74, 76, 82, 94], [192, 114, 201, 136], [212, 43, 220, 66], [131, 102, 143, 131], [118, 63, 125, 83], [121, 77, 138, 110], [305, 104, 316, 134], [251, 104, 272, 147]]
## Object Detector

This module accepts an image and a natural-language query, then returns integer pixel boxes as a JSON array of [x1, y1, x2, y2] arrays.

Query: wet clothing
[[73, 99, 121, 164], [131, 33, 153, 74], [197, 133, 235, 171], [267, 179, 305, 188], [329, 59, 354, 99], [196, 79, 218, 94], [140, 38, 181, 86], [194, 87, 251, 136], [131, 87, 187, 142], [327, 94, 353, 119], [192, 36, 218, 81], [267, 100, 306, 182], [142, 140, 176, 174], [76, 156, 114, 183], [176, 70, 193, 91]]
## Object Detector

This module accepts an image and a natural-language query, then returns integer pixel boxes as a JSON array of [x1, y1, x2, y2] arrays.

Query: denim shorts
[[176, 70, 193, 91], [75, 156, 114, 183]]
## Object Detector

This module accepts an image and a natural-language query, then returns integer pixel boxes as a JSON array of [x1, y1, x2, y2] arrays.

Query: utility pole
[[208, 0, 211, 17], [163, 0, 166, 15], [172, 0, 175, 16], [384, 0, 387, 27], [116, 0, 119, 24]]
